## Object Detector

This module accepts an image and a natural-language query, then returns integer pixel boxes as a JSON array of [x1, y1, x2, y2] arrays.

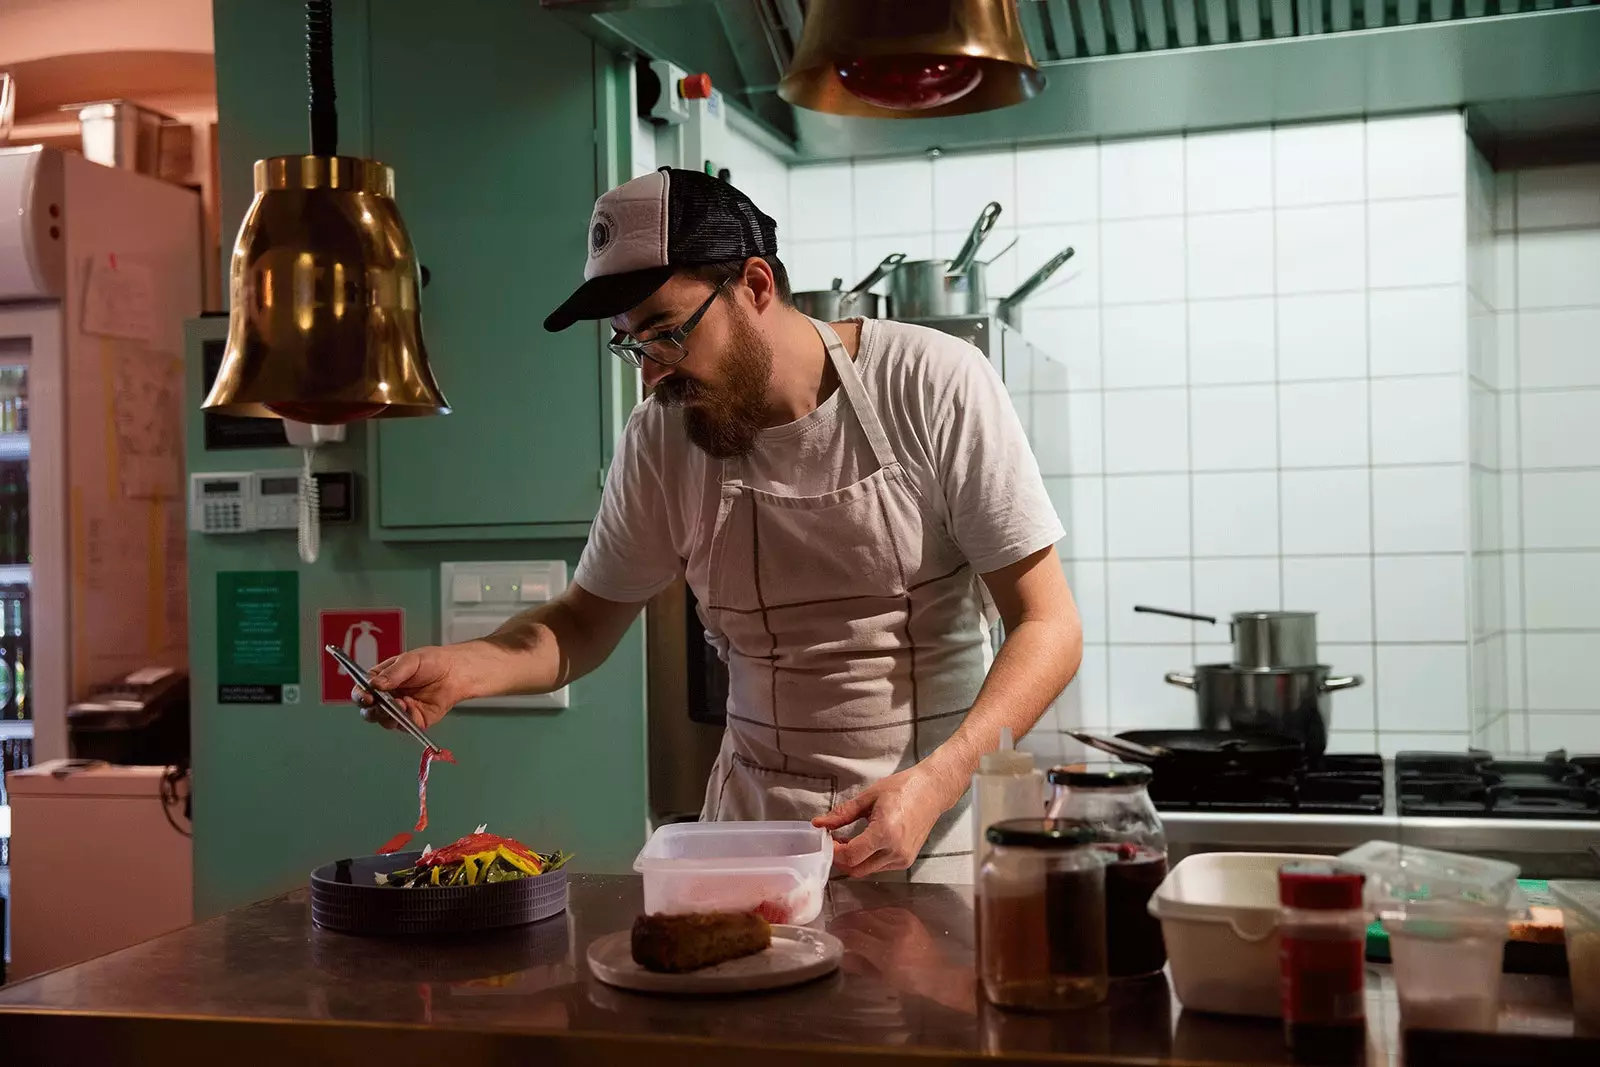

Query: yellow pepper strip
[[430, 865, 440, 886], [495, 846, 543, 877]]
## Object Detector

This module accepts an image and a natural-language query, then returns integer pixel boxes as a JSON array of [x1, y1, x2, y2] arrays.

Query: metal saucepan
[[1068, 729, 1305, 777], [1135, 605, 1320, 670], [792, 252, 906, 320], [1163, 665, 1362, 757], [995, 246, 1076, 331], [888, 201, 1003, 320]]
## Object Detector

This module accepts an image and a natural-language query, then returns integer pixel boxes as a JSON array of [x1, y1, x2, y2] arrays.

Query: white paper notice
[[82, 254, 158, 344], [112, 349, 182, 499]]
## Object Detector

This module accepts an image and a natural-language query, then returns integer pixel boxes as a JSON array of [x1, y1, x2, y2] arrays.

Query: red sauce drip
[[415, 746, 456, 832]]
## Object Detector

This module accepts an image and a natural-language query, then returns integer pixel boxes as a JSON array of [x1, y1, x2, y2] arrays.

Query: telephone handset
[[282, 421, 345, 564]]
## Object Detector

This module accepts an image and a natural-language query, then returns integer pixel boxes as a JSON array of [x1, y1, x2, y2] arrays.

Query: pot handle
[[1321, 674, 1364, 692], [948, 201, 1002, 274], [998, 246, 1076, 310], [1134, 604, 1219, 626], [1164, 671, 1197, 691], [847, 252, 906, 295]]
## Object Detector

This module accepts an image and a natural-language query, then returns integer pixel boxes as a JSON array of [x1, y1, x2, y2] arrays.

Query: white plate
[[587, 924, 842, 995]]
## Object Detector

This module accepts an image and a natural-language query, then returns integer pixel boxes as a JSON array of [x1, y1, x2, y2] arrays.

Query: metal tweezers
[[324, 643, 442, 753]]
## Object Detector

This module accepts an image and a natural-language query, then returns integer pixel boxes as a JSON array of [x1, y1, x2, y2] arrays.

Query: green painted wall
[[194, 0, 647, 917]]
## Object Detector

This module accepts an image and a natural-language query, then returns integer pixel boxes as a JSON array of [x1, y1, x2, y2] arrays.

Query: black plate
[[309, 850, 568, 936]]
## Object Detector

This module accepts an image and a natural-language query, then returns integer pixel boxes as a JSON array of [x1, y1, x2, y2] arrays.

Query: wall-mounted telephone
[[188, 469, 356, 534]]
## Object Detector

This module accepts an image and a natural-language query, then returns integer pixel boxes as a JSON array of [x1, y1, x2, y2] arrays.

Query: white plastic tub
[[1148, 851, 1326, 1017], [633, 821, 833, 925]]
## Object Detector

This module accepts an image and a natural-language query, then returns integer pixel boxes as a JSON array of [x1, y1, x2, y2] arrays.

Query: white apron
[[696, 318, 993, 883]]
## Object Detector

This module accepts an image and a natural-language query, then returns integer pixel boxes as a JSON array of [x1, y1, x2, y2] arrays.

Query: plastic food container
[[633, 821, 832, 925], [1339, 841, 1523, 1032], [1148, 851, 1327, 1017], [1550, 880, 1600, 1033]]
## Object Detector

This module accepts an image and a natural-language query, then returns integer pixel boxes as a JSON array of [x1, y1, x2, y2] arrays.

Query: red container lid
[[679, 73, 713, 100], [1279, 861, 1365, 910]]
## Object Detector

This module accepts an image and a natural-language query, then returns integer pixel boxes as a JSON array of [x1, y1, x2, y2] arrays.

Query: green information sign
[[217, 571, 299, 694]]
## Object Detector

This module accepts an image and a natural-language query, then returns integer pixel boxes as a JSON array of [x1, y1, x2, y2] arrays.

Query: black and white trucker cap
[[543, 167, 779, 333]]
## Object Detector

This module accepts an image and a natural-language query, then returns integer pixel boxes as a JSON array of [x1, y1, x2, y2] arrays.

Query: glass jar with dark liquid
[[1047, 762, 1169, 979]]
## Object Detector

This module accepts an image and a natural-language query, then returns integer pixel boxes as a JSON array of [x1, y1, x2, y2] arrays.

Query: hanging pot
[[792, 253, 905, 320]]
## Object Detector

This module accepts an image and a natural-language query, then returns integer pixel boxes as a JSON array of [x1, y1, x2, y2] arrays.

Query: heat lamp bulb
[[835, 54, 984, 112]]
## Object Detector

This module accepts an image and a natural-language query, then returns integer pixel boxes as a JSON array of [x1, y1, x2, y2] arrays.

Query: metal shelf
[[0, 433, 27, 461], [0, 720, 31, 740], [0, 564, 30, 586]]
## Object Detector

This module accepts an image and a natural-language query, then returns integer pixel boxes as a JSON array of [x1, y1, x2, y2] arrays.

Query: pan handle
[[1321, 674, 1364, 692], [1134, 605, 1219, 626], [948, 201, 1002, 274], [1066, 730, 1166, 763], [847, 252, 906, 295], [998, 246, 1076, 310], [1163, 672, 1198, 691]]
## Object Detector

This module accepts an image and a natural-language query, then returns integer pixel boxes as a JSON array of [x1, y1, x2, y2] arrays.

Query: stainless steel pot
[[1163, 664, 1362, 756], [1135, 605, 1318, 669], [888, 201, 1002, 319], [792, 253, 905, 320]]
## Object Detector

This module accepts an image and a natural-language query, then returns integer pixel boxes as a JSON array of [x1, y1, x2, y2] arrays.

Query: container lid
[[1279, 861, 1365, 910], [1047, 761, 1152, 788], [1337, 840, 1526, 923], [986, 818, 1100, 850]]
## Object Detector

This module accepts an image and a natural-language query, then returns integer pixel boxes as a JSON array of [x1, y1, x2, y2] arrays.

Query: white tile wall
[[769, 112, 1524, 747], [1518, 308, 1600, 388]]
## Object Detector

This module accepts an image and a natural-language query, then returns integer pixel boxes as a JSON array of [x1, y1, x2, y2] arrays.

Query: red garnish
[[415, 746, 456, 832], [375, 831, 414, 855], [413, 831, 542, 870], [753, 899, 791, 924]]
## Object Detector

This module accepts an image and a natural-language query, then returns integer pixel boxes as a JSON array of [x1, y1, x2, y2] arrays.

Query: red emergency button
[[679, 73, 713, 99]]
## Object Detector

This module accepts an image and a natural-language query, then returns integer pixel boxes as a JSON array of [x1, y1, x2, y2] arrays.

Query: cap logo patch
[[590, 210, 617, 256]]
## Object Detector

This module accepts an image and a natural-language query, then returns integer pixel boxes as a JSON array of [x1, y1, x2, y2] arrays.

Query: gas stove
[[1149, 754, 1385, 816], [1396, 750, 1600, 820], [1152, 750, 1600, 877]]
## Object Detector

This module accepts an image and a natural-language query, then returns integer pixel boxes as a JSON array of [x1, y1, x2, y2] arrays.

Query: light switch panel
[[439, 560, 569, 709]]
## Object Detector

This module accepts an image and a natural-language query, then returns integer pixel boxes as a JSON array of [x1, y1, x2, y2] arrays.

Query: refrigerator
[[0, 146, 201, 972]]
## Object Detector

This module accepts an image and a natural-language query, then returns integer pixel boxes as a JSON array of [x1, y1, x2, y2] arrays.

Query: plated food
[[374, 826, 571, 888], [631, 911, 772, 973]]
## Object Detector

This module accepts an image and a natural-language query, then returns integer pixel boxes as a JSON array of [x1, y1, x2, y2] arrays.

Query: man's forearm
[[454, 591, 631, 700], [921, 614, 1084, 798]]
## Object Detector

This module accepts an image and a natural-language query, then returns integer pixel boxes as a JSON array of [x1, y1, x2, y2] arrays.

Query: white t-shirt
[[574, 318, 1063, 605]]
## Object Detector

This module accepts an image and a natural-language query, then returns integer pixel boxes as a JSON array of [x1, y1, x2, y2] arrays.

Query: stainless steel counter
[[0, 873, 1583, 1066]]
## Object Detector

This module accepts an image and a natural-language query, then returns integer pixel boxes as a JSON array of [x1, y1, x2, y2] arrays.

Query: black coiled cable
[[306, 0, 338, 156]]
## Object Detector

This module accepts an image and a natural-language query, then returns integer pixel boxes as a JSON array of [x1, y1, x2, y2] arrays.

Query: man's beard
[[652, 310, 773, 459]]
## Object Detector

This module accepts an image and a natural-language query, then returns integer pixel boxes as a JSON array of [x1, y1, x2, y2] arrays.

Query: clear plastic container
[[1338, 841, 1522, 1032], [1550, 880, 1600, 1033], [633, 821, 832, 925], [979, 819, 1109, 1011], [1148, 851, 1329, 1017]]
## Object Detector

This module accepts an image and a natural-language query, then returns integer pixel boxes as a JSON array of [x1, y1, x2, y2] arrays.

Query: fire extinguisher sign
[[319, 609, 406, 705]]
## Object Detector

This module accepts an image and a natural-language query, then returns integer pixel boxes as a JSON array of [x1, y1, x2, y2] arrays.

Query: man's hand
[[813, 760, 966, 878], [356, 644, 485, 732]]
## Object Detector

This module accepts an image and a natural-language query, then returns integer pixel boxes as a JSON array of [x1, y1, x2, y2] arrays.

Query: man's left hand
[[813, 760, 965, 878]]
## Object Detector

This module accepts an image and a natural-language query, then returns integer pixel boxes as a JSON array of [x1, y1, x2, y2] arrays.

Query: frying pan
[[1068, 729, 1305, 777]]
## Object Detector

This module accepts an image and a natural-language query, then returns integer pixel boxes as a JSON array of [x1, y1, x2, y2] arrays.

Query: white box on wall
[[439, 561, 570, 709]]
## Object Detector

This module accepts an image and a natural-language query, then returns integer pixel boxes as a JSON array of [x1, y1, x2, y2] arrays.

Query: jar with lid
[[1047, 762, 1168, 979], [1278, 861, 1368, 1064], [978, 819, 1109, 1011]]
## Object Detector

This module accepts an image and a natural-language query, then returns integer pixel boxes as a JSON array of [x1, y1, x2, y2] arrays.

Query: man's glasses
[[608, 279, 728, 369]]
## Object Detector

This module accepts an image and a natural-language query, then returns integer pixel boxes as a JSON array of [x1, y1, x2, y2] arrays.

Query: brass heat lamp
[[203, 0, 448, 422], [779, 0, 1044, 119]]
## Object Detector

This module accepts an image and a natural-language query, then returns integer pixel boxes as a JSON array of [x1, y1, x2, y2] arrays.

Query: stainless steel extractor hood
[[545, 0, 1600, 162]]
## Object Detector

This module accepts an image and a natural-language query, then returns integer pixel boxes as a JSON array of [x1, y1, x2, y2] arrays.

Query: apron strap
[[808, 317, 898, 471]]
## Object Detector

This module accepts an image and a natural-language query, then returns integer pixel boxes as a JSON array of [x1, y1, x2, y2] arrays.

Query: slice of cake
[[630, 911, 772, 973]]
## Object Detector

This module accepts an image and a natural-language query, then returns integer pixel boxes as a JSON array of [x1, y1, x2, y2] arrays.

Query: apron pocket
[[715, 752, 838, 823]]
